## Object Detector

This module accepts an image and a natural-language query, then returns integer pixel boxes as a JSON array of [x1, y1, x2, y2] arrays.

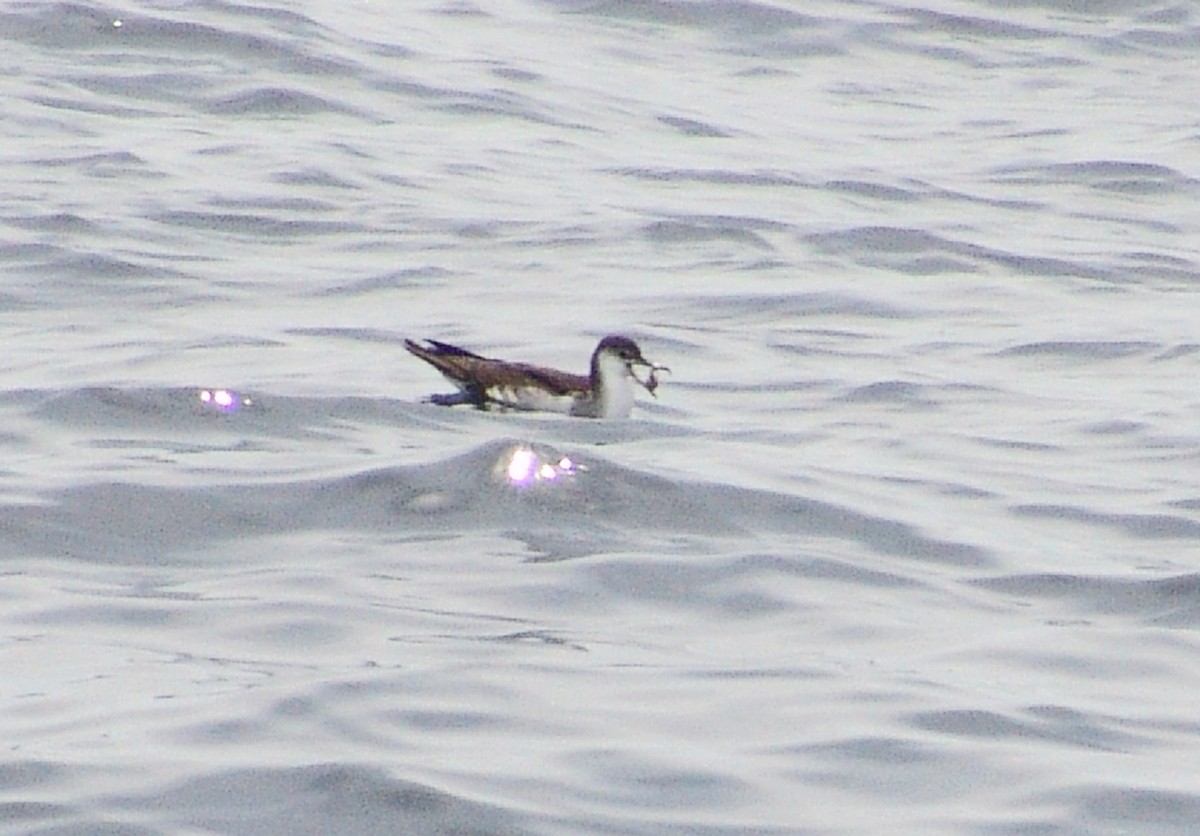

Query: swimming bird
[[404, 335, 667, 418]]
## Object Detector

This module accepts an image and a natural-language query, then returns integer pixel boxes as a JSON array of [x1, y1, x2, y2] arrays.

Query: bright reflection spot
[[502, 446, 578, 488], [507, 448, 537, 485], [198, 389, 251, 413]]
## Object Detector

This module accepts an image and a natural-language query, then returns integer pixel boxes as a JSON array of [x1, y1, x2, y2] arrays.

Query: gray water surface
[[2, 1, 1199, 834]]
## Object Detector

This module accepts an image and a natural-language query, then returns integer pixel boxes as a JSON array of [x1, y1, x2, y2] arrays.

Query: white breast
[[575, 353, 637, 419]]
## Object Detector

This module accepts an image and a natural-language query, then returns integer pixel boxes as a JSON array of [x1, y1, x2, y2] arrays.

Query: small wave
[[974, 572, 1200, 627], [205, 87, 367, 118], [807, 226, 1112, 278], [1011, 505, 1200, 540], [996, 341, 1159, 360], [0, 429, 988, 569], [99, 764, 529, 834], [994, 161, 1200, 195]]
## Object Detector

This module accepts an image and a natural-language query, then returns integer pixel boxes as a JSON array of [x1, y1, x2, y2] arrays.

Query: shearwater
[[405, 335, 668, 418]]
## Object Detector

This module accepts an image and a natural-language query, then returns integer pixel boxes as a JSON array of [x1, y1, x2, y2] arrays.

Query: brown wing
[[404, 339, 488, 384], [502, 362, 590, 396], [404, 339, 589, 395]]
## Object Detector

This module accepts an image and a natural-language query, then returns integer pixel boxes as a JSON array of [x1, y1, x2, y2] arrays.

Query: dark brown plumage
[[404, 335, 667, 418]]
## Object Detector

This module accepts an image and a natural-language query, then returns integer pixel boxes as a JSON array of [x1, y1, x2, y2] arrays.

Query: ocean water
[[2, 0, 1199, 833]]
